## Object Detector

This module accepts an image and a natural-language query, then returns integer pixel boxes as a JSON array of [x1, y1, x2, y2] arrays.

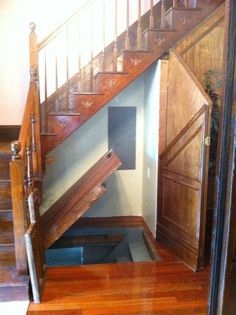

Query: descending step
[[41, 150, 122, 249], [129, 240, 152, 262], [101, 228, 160, 263]]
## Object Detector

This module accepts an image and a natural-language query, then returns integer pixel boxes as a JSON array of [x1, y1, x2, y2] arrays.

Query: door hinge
[[204, 136, 211, 146]]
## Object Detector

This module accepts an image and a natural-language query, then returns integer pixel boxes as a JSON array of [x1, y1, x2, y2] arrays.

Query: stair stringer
[[41, 1, 224, 156], [41, 150, 121, 249]]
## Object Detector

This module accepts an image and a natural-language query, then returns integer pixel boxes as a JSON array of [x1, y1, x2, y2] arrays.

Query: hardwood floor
[[27, 241, 209, 315]]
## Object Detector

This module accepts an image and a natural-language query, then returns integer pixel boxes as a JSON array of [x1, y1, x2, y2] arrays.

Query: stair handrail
[[9, 24, 42, 275], [38, 0, 96, 50]]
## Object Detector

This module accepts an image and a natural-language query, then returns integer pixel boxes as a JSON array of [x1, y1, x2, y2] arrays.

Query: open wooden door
[[25, 189, 46, 303], [157, 49, 212, 271]]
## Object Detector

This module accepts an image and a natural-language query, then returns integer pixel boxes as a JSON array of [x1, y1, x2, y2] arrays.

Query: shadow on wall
[[85, 172, 134, 217]]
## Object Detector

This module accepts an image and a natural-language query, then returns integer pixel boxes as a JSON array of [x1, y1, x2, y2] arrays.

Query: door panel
[[157, 50, 211, 271]]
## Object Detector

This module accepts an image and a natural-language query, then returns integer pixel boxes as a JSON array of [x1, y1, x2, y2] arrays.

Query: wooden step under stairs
[[38, 0, 224, 156], [0, 137, 29, 301], [41, 150, 121, 249]]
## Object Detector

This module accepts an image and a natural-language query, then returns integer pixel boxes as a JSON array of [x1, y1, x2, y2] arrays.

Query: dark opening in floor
[[45, 227, 161, 266]]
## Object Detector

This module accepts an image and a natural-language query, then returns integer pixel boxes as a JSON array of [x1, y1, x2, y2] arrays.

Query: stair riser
[[166, 9, 201, 30], [74, 94, 105, 121], [144, 30, 178, 53], [0, 211, 13, 222], [0, 182, 12, 209], [0, 156, 10, 180], [95, 73, 129, 95], [0, 246, 15, 266], [0, 285, 29, 302], [122, 52, 156, 74]]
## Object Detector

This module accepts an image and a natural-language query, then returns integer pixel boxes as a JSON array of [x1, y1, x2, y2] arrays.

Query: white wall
[[86, 75, 145, 217], [142, 62, 160, 235]]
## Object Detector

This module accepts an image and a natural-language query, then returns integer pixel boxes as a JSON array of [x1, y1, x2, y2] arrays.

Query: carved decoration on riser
[[122, 51, 155, 73], [41, 115, 84, 156], [74, 94, 104, 121]]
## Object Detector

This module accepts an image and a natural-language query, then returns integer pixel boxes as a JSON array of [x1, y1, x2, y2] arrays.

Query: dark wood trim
[[0, 126, 20, 141], [209, 0, 236, 314]]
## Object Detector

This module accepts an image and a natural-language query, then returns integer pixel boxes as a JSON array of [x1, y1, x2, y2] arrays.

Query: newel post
[[10, 141, 28, 275]]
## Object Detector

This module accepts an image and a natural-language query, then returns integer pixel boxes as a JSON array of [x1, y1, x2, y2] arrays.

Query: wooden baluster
[[77, 23, 82, 92], [90, 9, 94, 92], [55, 55, 59, 112], [161, 0, 166, 29], [29, 22, 38, 82], [26, 145, 33, 195], [42, 49, 48, 133], [102, 0, 106, 71], [33, 90, 43, 194], [31, 114, 37, 177], [113, 0, 118, 71], [10, 141, 28, 275], [137, 0, 142, 50], [173, 0, 177, 7], [66, 26, 70, 112], [125, 0, 130, 50], [184, 0, 188, 8], [149, 0, 154, 29]]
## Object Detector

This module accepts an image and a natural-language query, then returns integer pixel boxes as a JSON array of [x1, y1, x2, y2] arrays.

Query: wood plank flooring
[[27, 241, 209, 314]]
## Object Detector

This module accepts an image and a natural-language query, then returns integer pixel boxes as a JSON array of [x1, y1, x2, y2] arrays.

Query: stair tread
[[96, 71, 128, 75], [49, 112, 81, 116], [145, 28, 177, 33], [40, 132, 57, 136], [0, 266, 28, 287], [171, 7, 201, 12], [122, 49, 152, 53], [101, 229, 138, 263], [74, 92, 104, 96]]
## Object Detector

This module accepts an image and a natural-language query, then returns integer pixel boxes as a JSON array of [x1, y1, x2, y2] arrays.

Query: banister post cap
[[29, 22, 36, 32], [11, 141, 21, 160]]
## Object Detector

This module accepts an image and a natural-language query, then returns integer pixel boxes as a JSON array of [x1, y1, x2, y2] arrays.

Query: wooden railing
[[10, 23, 42, 275]]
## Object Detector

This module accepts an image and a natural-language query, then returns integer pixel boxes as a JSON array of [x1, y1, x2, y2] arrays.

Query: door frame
[[209, 0, 236, 314]]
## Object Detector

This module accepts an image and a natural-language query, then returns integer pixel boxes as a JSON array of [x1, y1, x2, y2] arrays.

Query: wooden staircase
[[0, 0, 224, 303], [39, 0, 224, 156], [0, 135, 29, 301]]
